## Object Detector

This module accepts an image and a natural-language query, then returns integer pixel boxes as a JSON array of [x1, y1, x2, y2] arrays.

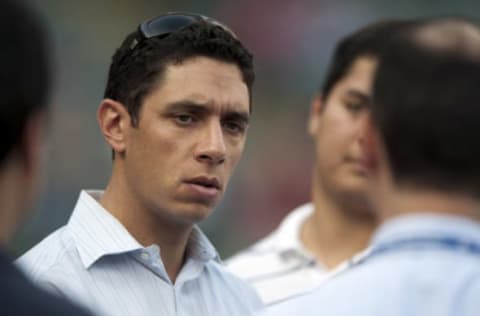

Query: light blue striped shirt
[[263, 214, 480, 316], [17, 190, 262, 316]]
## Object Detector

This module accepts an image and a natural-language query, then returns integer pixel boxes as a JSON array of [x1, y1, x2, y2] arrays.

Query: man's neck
[[0, 159, 26, 248], [100, 172, 192, 283], [379, 187, 480, 223], [300, 186, 377, 270]]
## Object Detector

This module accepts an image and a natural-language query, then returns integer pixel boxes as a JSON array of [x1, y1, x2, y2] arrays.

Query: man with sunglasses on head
[[227, 20, 408, 305], [18, 12, 261, 316]]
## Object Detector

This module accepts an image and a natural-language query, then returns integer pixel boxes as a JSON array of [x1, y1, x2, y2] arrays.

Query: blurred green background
[[14, 0, 480, 258]]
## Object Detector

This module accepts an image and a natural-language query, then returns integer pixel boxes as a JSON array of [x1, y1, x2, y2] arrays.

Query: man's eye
[[175, 114, 194, 124], [346, 102, 368, 112], [223, 121, 246, 134]]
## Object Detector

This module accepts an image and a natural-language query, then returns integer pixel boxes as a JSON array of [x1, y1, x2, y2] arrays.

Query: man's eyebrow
[[164, 101, 210, 114], [165, 100, 250, 124]]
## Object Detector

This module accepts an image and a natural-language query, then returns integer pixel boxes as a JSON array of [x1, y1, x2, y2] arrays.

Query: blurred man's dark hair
[[373, 16, 480, 198], [0, 0, 50, 163], [321, 20, 409, 101]]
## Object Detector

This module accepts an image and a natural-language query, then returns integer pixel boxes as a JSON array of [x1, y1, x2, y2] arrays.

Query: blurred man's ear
[[21, 111, 48, 180], [308, 94, 325, 136], [97, 99, 130, 156], [9, 110, 49, 221]]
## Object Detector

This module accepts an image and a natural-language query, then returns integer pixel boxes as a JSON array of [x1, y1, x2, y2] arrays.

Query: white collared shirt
[[264, 214, 480, 316], [17, 190, 262, 316], [226, 203, 328, 305]]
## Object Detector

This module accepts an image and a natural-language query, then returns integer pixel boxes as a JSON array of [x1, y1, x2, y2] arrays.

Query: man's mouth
[[344, 156, 370, 173], [185, 176, 221, 190], [183, 176, 222, 200]]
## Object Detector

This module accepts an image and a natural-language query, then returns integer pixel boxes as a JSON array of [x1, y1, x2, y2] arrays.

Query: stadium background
[[14, 0, 480, 258]]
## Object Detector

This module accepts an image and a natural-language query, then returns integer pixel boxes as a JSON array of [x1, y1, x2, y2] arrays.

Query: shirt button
[[141, 252, 150, 260]]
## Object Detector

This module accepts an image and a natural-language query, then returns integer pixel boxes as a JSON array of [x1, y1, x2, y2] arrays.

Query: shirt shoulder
[[457, 271, 480, 316], [226, 229, 284, 279], [226, 204, 327, 305], [226, 203, 314, 279], [16, 226, 80, 282], [269, 250, 480, 316]]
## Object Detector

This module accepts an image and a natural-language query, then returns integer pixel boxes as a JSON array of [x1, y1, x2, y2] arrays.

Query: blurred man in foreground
[[0, 1, 93, 315], [266, 16, 480, 316], [227, 20, 407, 305]]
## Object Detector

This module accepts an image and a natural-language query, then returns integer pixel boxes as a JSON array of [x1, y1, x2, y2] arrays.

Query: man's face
[[122, 56, 250, 225], [309, 56, 376, 210]]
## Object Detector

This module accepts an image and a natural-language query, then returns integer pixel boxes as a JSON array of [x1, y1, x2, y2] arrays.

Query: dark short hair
[[104, 17, 255, 126], [0, 0, 50, 164], [321, 20, 409, 100], [373, 17, 480, 197]]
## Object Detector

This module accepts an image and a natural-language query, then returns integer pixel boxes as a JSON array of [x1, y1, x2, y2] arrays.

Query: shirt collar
[[68, 190, 144, 268], [372, 213, 480, 247], [68, 190, 220, 269], [187, 226, 220, 263], [268, 203, 315, 260]]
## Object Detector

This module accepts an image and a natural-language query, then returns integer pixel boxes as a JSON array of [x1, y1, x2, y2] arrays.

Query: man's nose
[[195, 121, 226, 165], [357, 113, 371, 144]]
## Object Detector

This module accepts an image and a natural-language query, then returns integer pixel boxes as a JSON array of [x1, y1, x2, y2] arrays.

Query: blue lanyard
[[356, 236, 480, 266]]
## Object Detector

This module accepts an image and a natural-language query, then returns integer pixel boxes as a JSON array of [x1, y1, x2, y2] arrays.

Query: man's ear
[[308, 94, 324, 136], [97, 99, 131, 155]]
